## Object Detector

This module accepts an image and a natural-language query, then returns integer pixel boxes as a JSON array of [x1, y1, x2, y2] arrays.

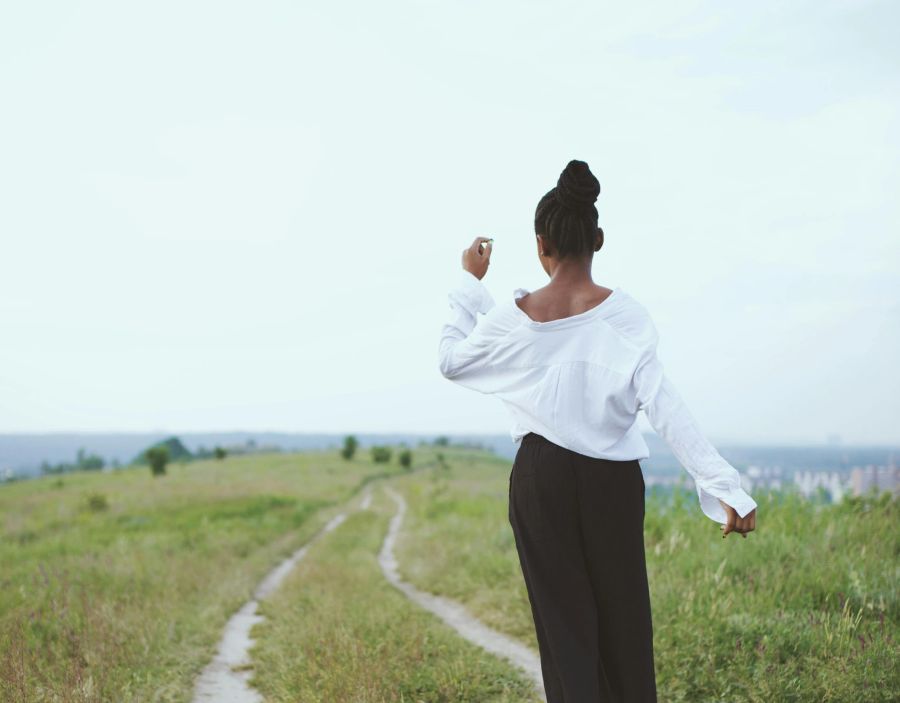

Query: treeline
[[16, 434, 477, 483], [31, 436, 279, 480], [136, 436, 282, 477], [40, 447, 112, 474], [340, 435, 412, 468]]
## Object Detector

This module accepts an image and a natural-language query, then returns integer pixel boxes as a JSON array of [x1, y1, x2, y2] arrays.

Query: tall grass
[[0, 451, 403, 702], [393, 447, 899, 702]]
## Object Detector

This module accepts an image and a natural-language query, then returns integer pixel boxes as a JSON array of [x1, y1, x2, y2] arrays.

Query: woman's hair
[[534, 159, 601, 260]]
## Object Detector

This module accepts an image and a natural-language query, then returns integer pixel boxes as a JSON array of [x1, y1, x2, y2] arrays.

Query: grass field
[[0, 450, 405, 702], [1, 444, 897, 702], [390, 448, 899, 703]]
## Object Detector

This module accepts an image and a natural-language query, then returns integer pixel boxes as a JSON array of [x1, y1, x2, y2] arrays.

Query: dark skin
[[461, 232, 757, 539]]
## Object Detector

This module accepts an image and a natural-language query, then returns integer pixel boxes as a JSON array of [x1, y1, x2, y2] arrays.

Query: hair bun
[[554, 159, 600, 212]]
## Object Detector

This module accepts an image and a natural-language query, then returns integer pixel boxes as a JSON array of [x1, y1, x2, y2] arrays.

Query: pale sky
[[1, 1, 898, 445]]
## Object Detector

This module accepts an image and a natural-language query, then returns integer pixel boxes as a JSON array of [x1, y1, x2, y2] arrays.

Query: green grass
[[0, 451, 405, 702], [3, 444, 896, 702], [249, 486, 541, 702], [391, 448, 900, 703]]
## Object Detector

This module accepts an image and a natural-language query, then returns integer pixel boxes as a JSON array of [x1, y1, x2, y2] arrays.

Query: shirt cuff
[[695, 481, 758, 524], [452, 269, 496, 314]]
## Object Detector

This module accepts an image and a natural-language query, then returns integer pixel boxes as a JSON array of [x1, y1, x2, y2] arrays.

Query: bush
[[145, 446, 170, 476], [86, 493, 109, 512], [371, 445, 392, 463], [341, 435, 358, 460], [398, 449, 412, 469], [214, 446, 227, 460]]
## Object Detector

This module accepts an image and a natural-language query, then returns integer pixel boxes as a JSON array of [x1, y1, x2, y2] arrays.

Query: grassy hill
[[0, 450, 406, 701], [1, 445, 896, 702], [387, 448, 899, 702]]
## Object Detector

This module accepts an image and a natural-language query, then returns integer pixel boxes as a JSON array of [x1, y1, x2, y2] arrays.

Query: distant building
[[850, 463, 899, 497], [792, 470, 851, 501]]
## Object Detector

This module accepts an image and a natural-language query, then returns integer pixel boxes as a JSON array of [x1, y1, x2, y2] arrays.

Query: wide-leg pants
[[508, 432, 657, 703]]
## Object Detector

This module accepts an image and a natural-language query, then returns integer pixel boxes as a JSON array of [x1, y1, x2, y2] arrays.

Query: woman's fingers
[[722, 506, 736, 538], [727, 510, 758, 538], [470, 236, 492, 253], [743, 510, 756, 535]]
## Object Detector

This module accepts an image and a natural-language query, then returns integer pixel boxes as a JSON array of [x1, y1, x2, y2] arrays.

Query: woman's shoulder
[[474, 295, 526, 335], [598, 289, 659, 348]]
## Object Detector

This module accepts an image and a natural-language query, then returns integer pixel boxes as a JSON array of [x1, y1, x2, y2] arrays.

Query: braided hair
[[534, 159, 602, 260]]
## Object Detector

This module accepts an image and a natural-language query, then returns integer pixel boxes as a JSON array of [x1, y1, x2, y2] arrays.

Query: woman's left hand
[[719, 500, 756, 539], [461, 236, 492, 280]]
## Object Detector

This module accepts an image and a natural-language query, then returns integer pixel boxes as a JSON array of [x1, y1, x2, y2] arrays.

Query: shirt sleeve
[[437, 269, 503, 393], [632, 330, 758, 525]]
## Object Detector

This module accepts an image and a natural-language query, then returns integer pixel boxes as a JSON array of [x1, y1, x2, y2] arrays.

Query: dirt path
[[191, 488, 371, 702], [378, 486, 547, 702], [193, 477, 544, 702]]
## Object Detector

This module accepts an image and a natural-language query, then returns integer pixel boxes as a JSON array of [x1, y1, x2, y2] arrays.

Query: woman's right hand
[[461, 236, 492, 280], [719, 500, 756, 538]]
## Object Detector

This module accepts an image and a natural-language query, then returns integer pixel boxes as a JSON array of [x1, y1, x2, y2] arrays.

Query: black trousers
[[508, 432, 657, 703]]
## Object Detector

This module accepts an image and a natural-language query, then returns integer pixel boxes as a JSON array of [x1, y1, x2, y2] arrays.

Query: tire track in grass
[[192, 487, 373, 702], [378, 485, 547, 702]]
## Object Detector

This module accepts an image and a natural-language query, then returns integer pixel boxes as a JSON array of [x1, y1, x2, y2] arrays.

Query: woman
[[437, 159, 758, 703]]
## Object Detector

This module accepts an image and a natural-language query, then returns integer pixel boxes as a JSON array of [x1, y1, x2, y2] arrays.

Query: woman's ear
[[595, 226, 604, 252]]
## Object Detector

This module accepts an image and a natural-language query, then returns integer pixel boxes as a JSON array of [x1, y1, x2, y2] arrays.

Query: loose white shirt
[[438, 269, 758, 525]]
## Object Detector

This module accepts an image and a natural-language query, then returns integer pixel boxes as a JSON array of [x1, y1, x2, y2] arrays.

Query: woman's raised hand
[[719, 500, 756, 539], [461, 236, 493, 280]]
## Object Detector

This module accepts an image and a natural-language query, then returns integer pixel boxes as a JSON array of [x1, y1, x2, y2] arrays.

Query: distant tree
[[40, 460, 62, 475], [433, 436, 449, 446], [76, 447, 105, 471], [341, 435, 358, 460], [398, 449, 412, 469], [133, 436, 192, 466], [214, 446, 227, 460], [39, 448, 104, 475], [371, 445, 392, 463], [145, 446, 170, 476]]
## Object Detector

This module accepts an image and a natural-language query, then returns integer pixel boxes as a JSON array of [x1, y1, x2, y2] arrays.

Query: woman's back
[[514, 283, 615, 324], [438, 265, 757, 525], [439, 270, 655, 462]]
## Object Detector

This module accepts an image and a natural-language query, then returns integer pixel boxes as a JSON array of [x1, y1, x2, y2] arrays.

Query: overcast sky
[[1, 1, 897, 445]]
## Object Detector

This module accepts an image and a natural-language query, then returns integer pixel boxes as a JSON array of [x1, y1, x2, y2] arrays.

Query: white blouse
[[438, 269, 758, 525]]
